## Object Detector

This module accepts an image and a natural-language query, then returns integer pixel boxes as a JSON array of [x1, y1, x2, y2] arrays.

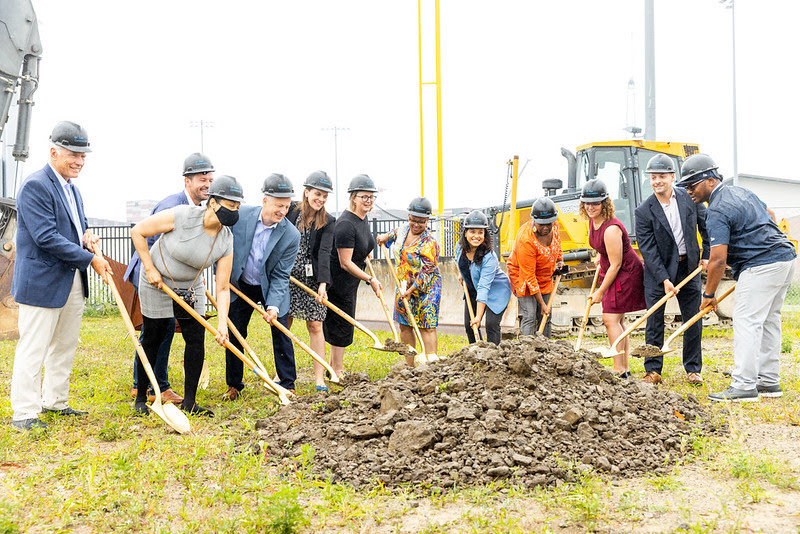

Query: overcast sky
[[5, 0, 799, 221]]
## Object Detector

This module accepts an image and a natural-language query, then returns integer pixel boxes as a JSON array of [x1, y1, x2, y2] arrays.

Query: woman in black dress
[[324, 174, 383, 376], [286, 171, 336, 391]]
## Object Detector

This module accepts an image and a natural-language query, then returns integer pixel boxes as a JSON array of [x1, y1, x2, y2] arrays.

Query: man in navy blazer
[[224, 173, 300, 398], [635, 155, 709, 385], [9, 121, 111, 431], [123, 153, 215, 403]]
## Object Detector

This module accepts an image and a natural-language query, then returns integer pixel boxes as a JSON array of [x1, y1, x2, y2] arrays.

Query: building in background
[[126, 200, 158, 224]]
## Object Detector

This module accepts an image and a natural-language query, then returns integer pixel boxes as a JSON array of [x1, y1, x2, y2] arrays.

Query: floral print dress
[[386, 224, 442, 328]]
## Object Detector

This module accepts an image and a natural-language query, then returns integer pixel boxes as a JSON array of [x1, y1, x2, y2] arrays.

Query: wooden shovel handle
[[228, 285, 339, 382], [461, 279, 481, 339], [575, 267, 600, 351], [383, 245, 427, 358], [538, 274, 561, 335], [367, 257, 400, 342], [205, 290, 269, 376], [663, 283, 736, 350]]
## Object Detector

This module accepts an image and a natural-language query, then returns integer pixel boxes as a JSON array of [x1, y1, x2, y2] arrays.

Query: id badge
[[305, 264, 314, 277]]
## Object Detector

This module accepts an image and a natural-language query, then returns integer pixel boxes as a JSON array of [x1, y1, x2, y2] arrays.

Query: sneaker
[[12, 418, 47, 431], [709, 386, 758, 402], [756, 384, 782, 398], [316, 385, 329, 393], [641, 371, 662, 384], [43, 406, 88, 416]]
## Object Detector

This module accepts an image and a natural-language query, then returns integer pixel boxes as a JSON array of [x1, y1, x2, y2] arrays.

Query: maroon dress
[[589, 217, 646, 313]]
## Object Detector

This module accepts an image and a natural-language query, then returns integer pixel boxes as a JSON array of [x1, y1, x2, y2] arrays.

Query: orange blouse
[[507, 220, 562, 297]]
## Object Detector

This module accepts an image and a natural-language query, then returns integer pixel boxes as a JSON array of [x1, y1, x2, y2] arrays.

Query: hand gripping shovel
[[461, 279, 481, 341], [228, 285, 340, 383], [289, 276, 397, 353], [383, 245, 432, 363], [366, 257, 401, 343], [89, 237, 190, 434], [574, 267, 600, 351], [162, 285, 292, 405], [591, 265, 703, 359], [537, 274, 562, 335], [204, 290, 270, 377], [657, 283, 736, 357]]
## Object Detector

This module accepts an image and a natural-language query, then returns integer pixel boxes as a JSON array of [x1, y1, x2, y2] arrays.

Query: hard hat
[[676, 154, 721, 188], [580, 179, 609, 203], [262, 173, 295, 198], [347, 174, 378, 193], [645, 154, 675, 174], [531, 197, 558, 224], [207, 175, 244, 202], [50, 121, 92, 153], [304, 171, 334, 193], [183, 153, 215, 176], [407, 197, 433, 218], [463, 210, 489, 229]]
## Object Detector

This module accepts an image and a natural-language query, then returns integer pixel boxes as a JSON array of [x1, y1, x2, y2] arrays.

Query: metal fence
[[370, 218, 462, 259]]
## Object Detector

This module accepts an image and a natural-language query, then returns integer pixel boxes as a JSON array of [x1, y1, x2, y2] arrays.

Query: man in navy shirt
[[678, 154, 796, 402]]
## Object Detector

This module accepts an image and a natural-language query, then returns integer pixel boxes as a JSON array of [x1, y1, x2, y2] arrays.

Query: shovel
[[205, 290, 270, 376], [591, 265, 703, 359], [383, 245, 432, 362], [162, 285, 292, 404], [289, 276, 399, 353], [461, 279, 481, 341], [537, 274, 562, 335], [656, 283, 736, 357], [367, 257, 401, 343], [228, 285, 340, 383], [574, 268, 600, 351], [89, 236, 190, 434]]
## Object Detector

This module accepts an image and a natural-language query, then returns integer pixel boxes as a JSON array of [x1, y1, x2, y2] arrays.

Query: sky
[[4, 0, 799, 222]]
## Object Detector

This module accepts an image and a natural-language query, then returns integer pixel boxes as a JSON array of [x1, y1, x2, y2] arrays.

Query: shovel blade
[[590, 346, 623, 360], [150, 402, 191, 434]]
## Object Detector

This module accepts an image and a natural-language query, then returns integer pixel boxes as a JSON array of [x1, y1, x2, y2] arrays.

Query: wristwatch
[[703, 292, 715, 299], [365, 276, 373, 285]]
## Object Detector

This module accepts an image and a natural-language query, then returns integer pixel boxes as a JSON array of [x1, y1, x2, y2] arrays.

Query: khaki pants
[[10, 272, 85, 421]]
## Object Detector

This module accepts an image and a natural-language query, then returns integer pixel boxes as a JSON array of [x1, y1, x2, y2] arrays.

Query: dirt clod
[[255, 336, 719, 489], [631, 343, 663, 358], [383, 338, 416, 356]]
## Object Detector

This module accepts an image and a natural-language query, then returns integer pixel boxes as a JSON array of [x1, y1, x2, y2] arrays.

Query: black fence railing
[[370, 218, 462, 259]]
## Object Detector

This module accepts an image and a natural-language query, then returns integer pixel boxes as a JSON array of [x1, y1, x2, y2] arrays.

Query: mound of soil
[[253, 336, 719, 489]]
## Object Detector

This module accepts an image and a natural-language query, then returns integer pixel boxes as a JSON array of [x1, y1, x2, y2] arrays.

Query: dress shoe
[[222, 386, 240, 401], [181, 402, 214, 417], [686, 372, 704, 385], [159, 389, 184, 404], [131, 388, 157, 403], [641, 371, 662, 384], [12, 418, 47, 431], [134, 401, 149, 415], [130, 388, 137, 399], [43, 406, 88, 416]]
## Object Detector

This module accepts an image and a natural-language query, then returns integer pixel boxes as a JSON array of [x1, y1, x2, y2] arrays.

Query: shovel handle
[[163, 285, 291, 402], [205, 290, 269, 376], [367, 257, 400, 342], [461, 279, 481, 340], [537, 274, 561, 335], [290, 276, 383, 348], [607, 265, 703, 354], [662, 283, 736, 352], [575, 267, 600, 351], [383, 245, 428, 359], [228, 285, 339, 382]]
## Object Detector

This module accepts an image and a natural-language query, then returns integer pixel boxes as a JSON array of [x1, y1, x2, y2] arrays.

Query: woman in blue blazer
[[455, 210, 511, 345]]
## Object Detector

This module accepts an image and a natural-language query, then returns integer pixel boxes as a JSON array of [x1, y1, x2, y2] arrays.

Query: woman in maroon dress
[[580, 179, 646, 377]]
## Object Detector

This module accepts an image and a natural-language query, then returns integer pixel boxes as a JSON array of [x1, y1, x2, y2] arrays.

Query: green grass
[[0, 313, 799, 532]]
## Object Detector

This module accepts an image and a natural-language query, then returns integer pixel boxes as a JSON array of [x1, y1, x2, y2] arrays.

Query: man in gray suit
[[635, 154, 709, 385]]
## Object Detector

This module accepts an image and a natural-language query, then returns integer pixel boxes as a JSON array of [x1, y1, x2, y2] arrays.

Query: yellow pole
[[434, 0, 444, 215], [417, 0, 425, 197], [508, 155, 520, 255]]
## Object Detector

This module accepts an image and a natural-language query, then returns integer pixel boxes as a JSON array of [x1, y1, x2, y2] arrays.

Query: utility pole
[[322, 126, 349, 215], [189, 120, 214, 153], [720, 0, 738, 185], [644, 0, 656, 140]]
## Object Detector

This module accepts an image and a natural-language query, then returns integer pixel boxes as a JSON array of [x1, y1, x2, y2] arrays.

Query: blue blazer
[[12, 165, 94, 308], [124, 190, 190, 288], [230, 205, 300, 316], [455, 244, 511, 315], [634, 187, 710, 289]]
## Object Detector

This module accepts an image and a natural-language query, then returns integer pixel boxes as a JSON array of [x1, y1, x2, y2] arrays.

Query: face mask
[[214, 203, 239, 226]]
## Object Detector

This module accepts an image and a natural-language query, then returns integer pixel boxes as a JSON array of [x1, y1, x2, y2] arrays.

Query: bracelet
[[703, 292, 715, 299], [365, 276, 373, 285]]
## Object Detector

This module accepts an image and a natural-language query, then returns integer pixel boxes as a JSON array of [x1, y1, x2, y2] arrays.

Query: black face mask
[[214, 203, 239, 226]]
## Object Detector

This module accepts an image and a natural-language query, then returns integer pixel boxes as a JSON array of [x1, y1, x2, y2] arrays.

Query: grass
[[0, 312, 799, 532]]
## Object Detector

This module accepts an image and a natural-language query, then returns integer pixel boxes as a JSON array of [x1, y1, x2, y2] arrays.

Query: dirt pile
[[253, 336, 719, 489]]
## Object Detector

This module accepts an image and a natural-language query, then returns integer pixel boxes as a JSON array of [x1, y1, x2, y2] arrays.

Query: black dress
[[323, 210, 375, 347]]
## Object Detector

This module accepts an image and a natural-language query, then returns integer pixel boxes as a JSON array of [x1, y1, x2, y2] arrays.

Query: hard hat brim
[[579, 194, 609, 203], [532, 215, 558, 224], [407, 210, 432, 218]]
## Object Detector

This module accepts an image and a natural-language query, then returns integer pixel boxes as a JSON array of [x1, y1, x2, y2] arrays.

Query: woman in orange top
[[508, 198, 564, 337]]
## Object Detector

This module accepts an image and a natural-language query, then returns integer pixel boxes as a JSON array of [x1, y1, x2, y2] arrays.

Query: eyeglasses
[[408, 217, 428, 225], [355, 194, 376, 202], [583, 201, 602, 207], [684, 179, 707, 192]]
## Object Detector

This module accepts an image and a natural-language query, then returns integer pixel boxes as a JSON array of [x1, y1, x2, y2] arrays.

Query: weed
[[646, 469, 683, 492]]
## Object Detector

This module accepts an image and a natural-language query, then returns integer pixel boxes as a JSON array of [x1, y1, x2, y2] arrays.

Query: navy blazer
[[229, 205, 300, 316], [286, 203, 336, 285], [12, 164, 94, 308], [634, 187, 710, 288], [124, 190, 190, 288]]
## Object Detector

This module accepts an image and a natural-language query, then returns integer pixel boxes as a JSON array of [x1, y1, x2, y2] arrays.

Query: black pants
[[225, 281, 297, 391], [644, 258, 703, 374], [138, 314, 205, 407], [463, 292, 504, 345]]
